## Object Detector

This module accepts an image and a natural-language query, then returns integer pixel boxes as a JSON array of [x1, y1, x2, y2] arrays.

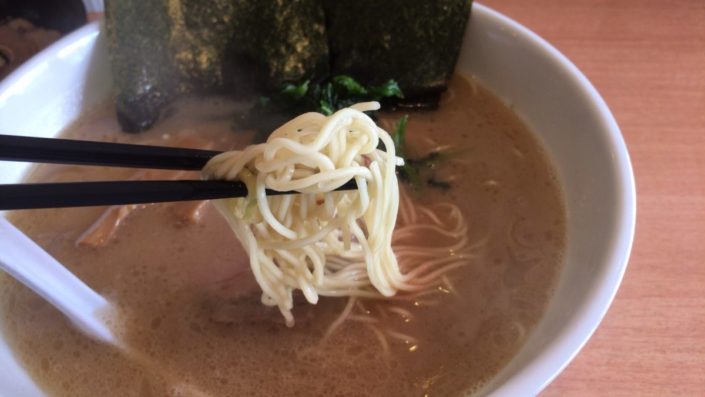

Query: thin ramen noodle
[[203, 102, 470, 326]]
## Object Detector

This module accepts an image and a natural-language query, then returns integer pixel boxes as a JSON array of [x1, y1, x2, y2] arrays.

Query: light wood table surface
[[480, 0, 705, 395]]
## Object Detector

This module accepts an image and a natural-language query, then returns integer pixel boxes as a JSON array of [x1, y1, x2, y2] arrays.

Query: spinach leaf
[[391, 114, 408, 158], [237, 75, 403, 135], [391, 114, 454, 190]]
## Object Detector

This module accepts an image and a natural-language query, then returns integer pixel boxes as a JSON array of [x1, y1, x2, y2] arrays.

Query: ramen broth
[[0, 76, 565, 396]]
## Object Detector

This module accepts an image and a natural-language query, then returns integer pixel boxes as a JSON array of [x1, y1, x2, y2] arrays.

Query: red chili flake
[[362, 155, 372, 167]]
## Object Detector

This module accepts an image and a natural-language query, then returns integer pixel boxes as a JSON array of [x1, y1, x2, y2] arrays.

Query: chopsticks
[[0, 180, 245, 210], [0, 134, 358, 210], [0, 180, 358, 210], [0, 134, 220, 170]]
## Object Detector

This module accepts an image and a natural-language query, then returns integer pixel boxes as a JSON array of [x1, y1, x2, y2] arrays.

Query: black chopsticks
[[0, 180, 246, 210], [0, 134, 357, 210], [0, 180, 357, 210], [0, 134, 221, 170]]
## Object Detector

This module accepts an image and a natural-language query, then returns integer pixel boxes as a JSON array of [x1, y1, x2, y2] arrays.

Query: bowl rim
[[0, 3, 636, 396], [0, 19, 100, 111], [469, 3, 636, 396]]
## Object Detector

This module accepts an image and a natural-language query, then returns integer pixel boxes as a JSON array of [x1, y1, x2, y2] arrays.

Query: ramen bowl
[[0, 4, 635, 396]]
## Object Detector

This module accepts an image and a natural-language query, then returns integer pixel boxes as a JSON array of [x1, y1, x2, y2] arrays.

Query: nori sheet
[[105, 0, 471, 132], [105, 0, 178, 133], [105, 0, 328, 132], [322, 0, 472, 108]]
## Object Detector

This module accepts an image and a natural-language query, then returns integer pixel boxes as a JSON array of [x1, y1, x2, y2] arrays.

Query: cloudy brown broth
[[0, 76, 565, 396]]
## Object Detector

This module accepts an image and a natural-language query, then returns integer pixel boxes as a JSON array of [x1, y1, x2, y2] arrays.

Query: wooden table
[[480, 0, 705, 395]]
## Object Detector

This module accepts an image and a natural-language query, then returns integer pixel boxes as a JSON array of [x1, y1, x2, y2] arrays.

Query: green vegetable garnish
[[391, 115, 420, 189], [391, 114, 454, 190], [237, 75, 403, 136], [391, 114, 408, 158], [280, 81, 310, 101], [332, 75, 369, 96]]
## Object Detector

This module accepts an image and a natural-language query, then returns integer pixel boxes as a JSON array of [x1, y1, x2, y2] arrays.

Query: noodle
[[202, 102, 472, 326]]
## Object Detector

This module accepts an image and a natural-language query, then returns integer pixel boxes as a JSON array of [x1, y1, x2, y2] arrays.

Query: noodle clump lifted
[[202, 102, 462, 326]]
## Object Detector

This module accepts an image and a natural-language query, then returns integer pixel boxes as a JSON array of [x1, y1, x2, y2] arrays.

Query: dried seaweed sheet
[[105, 0, 471, 132], [105, 0, 328, 132], [323, 0, 472, 107]]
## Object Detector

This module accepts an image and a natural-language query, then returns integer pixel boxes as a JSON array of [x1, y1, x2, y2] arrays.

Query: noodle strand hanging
[[202, 102, 466, 325]]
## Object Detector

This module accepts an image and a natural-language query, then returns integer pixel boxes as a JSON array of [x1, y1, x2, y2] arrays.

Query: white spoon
[[0, 217, 117, 345], [0, 218, 218, 394]]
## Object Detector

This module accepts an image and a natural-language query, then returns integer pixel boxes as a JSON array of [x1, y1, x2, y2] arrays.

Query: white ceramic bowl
[[0, 4, 635, 396]]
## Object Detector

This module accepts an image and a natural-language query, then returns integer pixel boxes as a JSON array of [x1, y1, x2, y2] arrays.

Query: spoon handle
[[0, 217, 117, 345]]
